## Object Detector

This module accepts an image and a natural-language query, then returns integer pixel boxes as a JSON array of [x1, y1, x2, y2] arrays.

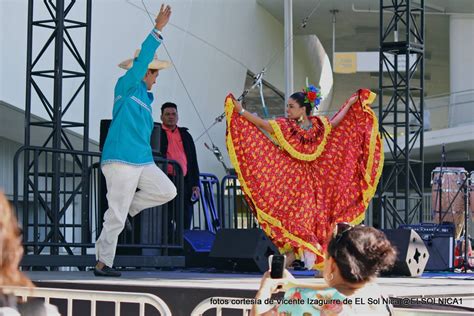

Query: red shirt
[[162, 125, 188, 176]]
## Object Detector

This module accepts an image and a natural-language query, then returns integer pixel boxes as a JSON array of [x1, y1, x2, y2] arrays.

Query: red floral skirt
[[225, 89, 383, 269]]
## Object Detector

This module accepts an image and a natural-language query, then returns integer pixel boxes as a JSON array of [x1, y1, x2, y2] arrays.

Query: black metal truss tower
[[377, 0, 425, 228], [16, 0, 93, 264]]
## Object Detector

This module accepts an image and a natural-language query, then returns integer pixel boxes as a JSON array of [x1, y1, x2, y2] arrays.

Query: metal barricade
[[190, 296, 474, 316], [99, 158, 185, 260], [193, 173, 221, 232], [13, 146, 185, 268], [191, 297, 254, 316], [6, 286, 172, 316], [13, 146, 101, 267], [220, 175, 258, 229]]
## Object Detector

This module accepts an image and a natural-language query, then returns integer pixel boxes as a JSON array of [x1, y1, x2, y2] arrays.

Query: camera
[[268, 254, 286, 279]]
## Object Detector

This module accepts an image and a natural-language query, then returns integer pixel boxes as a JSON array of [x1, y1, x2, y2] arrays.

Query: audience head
[[324, 223, 396, 285], [161, 102, 177, 114], [161, 102, 179, 129], [0, 192, 33, 289]]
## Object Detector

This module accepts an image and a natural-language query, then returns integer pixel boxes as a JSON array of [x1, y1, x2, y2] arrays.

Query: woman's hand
[[331, 92, 359, 127], [252, 270, 293, 316], [258, 271, 278, 294], [278, 269, 297, 291], [155, 4, 172, 31], [345, 94, 358, 107], [230, 96, 274, 134], [258, 270, 294, 295], [232, 98, 243, 114]]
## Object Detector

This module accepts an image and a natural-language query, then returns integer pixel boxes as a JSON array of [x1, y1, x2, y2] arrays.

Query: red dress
[[225, 89, 383, 269]]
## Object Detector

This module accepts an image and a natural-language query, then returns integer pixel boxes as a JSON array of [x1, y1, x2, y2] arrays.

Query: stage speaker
[[99, 119, 162, 156], [399, 223, 454, 271], [185, 230, 216, 253], [209, 229, 278, 272], [179, 230, 216, 268], [382, 229, 430, 277]]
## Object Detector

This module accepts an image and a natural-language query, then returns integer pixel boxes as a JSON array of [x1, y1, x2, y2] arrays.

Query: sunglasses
[[332, 222, 355, 244]]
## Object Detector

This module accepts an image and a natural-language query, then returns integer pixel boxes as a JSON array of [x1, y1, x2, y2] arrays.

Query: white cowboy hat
[[118, 49, 171, 70]]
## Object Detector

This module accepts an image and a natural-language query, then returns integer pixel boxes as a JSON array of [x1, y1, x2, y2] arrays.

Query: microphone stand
[[438, 144, 446, 224], [430, 145, 452, 270]]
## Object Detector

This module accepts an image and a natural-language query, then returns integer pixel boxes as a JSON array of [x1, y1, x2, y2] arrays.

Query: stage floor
[[26, 269, 474, 315]]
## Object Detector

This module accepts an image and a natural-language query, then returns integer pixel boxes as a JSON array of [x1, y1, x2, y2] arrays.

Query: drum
[[431, 167, 468, 239]]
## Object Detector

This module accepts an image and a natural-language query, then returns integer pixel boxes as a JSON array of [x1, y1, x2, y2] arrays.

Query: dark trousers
[[183, 185, 194, 230]]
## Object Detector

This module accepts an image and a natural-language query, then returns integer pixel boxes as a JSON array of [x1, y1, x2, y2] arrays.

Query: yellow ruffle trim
[[268, 117, 332, 162], [225, 97, 325, 270], [360, 91, 384, 210]]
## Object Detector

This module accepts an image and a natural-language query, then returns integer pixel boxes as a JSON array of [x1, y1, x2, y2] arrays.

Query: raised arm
[[330, 93, 358, 127], [232, 98, 274, 134], [119, 4, 171, 92]]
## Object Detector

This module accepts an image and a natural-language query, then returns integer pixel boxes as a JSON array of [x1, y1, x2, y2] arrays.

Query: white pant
[[96, 163, 177, 267]]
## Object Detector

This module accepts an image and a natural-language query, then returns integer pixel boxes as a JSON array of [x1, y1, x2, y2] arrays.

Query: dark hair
[[289, 92, 312, 116], [161, 102, 177, 114], [148, 69, 158, 74], [0, 192, 34, 289], [327, 226, 396, 283]]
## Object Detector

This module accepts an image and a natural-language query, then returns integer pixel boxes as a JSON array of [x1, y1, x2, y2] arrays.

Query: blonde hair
[[0, 192, 34, 289]]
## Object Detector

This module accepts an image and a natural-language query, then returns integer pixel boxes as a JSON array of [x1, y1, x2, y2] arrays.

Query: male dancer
[[95, 4, 176, 277]]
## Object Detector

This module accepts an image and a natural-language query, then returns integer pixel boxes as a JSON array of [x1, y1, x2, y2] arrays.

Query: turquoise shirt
[[278, 285, 393, 315], [101, 29, 163, 166]]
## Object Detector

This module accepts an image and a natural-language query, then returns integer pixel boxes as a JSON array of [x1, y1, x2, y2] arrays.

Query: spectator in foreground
[[0, 192, 60, 316], [252, 224, 397, 315]]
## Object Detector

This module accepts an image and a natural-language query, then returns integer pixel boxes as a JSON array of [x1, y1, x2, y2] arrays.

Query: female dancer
[[225, 87, 383, 269]]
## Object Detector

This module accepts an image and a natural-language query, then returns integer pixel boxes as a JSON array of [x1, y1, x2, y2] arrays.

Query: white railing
[[190, 297, 473, 316], [394, 307, 473, 315], [5, 287, 172, 316], [191, 297, 255, 316]]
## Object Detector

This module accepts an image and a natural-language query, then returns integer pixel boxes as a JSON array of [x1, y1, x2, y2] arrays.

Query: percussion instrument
[[431, 167, 468, 239]]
